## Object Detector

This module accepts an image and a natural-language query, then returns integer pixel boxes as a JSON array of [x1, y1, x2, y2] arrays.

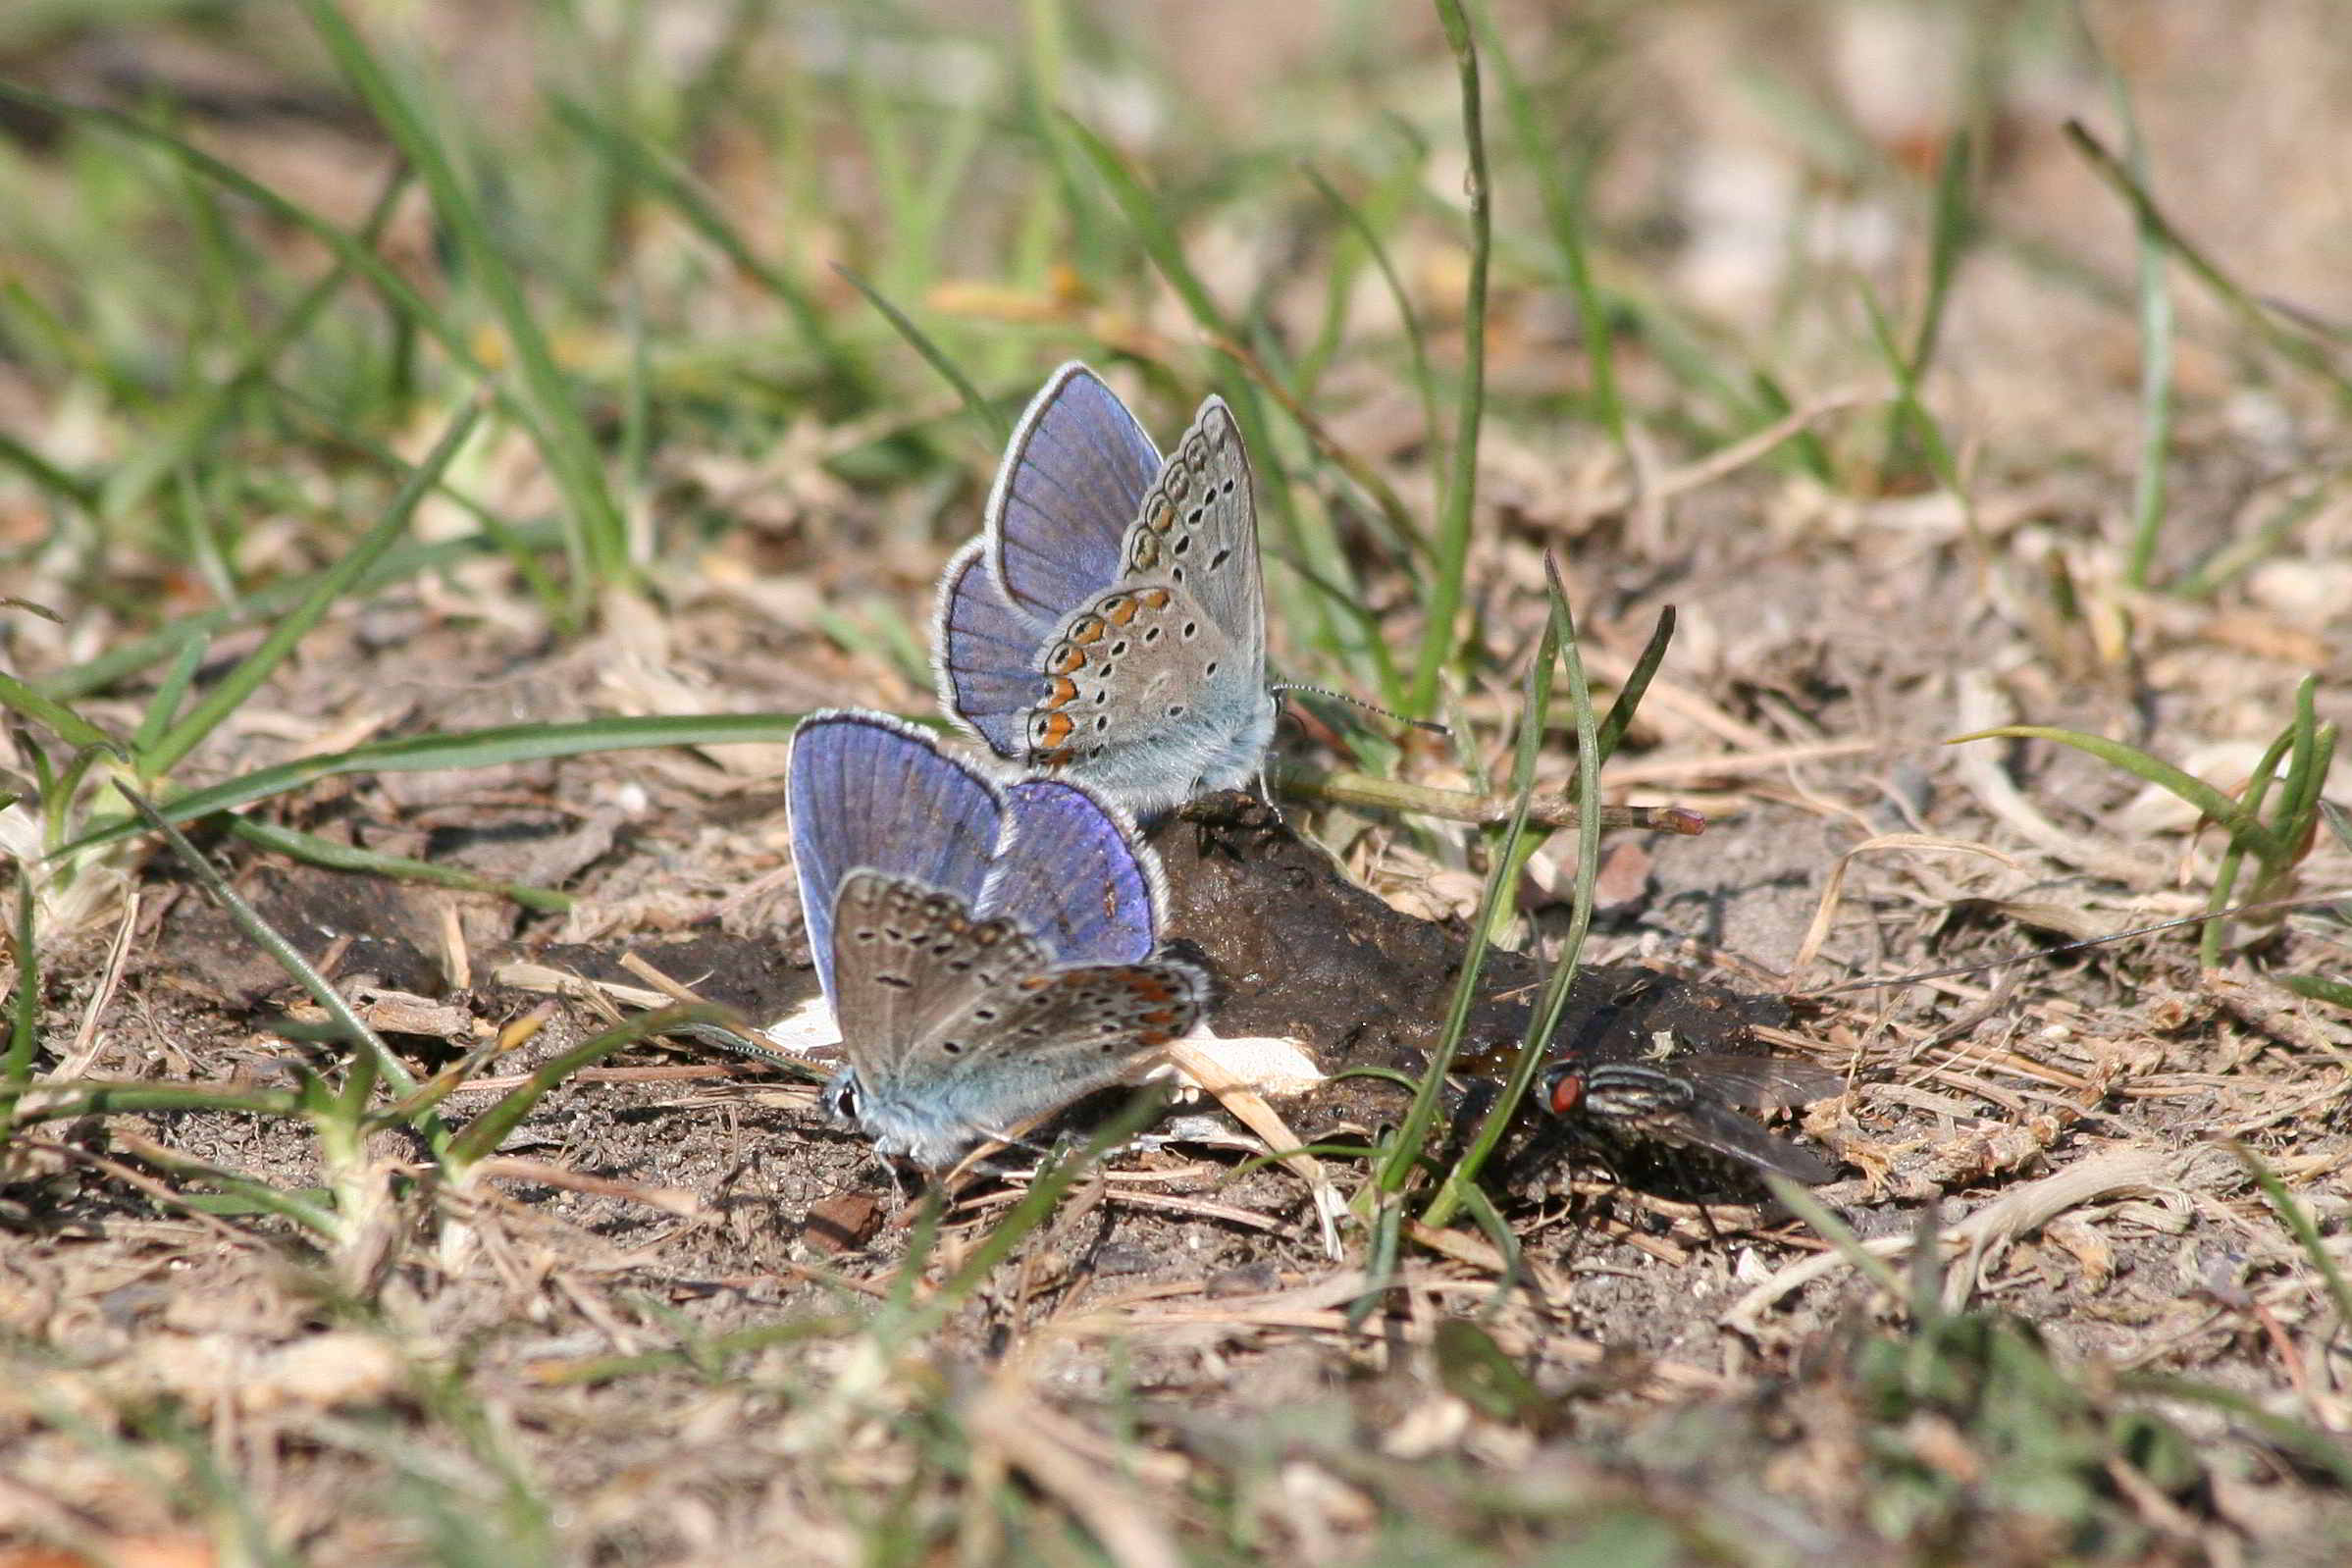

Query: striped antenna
[[1271, 682, 1450, 738]]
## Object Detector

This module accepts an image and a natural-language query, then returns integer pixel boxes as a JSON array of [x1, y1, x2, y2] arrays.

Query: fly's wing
[[985, 363, 1163, 633], [787, 713, 1003, 1005], [933, 539, 1044, 759], [1656, 1054, 1847, 1113], [826, 871, 1051, 1083], [986, 778, 1164, 966], [886, 957, 1207, 1141], [1121, 395, 1263, 666], [1571, 1062, 1840, 1185]]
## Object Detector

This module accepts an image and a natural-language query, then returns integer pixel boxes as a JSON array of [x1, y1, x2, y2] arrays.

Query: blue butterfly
[[786, 708, 1207, 1168], [933, 364, 1278, 816]]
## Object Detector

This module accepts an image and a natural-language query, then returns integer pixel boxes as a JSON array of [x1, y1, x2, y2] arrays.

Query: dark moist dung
[[1152, 792, 1832, 1186]]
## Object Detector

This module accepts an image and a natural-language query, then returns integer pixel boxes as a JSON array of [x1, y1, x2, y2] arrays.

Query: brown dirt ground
[[8, 494, 2349, 1559]]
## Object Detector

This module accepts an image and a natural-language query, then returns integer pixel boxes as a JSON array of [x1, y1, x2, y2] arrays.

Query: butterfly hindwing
[[1020, 577, 1271, 813], [985, 778, 1162, 966], [933, 539, 1043, 760], [873, 959, 1207, 1153]]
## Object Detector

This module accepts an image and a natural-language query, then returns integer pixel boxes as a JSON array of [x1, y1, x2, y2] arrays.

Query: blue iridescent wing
[[932, 538, 1043, 760], [984, 363, 1162, 631], [982, 778, 1162, 966], [786, 710, 1003, 1004]]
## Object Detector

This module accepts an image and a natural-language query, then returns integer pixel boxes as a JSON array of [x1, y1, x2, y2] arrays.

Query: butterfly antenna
[[1270, 682, 1450, 738], [672, 1019, 807, 1075]]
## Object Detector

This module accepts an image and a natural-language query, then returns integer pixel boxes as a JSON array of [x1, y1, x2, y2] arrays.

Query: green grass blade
[[2117, 1374, 2352, 1490], [2065, 121, 2352, 411], [0, 79, 491, 386], [2234, 1142, 2352, 1332], [225, 817, 574, 913], [1376, 575, 1557, 1199], [887, 1090, 1174, 1344], [1948, 724, 2272, 852], [5, 869, 37, 1100], [2098, 70, 2174, 591], [2173, 476, 2339, 599], [0, 426, 97, 509], [140, 397, 483, 777], [0, 671, 124, 756], [131, 637, 207, 758], [11, 1079, 310, 1126], [444, 1004, 728, 1172], [834, 262, 1009, 445], [35, 517, 565, 704], [116, 782, 431, 1120], [1586, 605, 1674, 772], [1479, 1, 1622, 451], [549, 92, 861, 398], [1407, 0, 1491, 717], [1426, 557, 1597, 1224], [1767, 1174, 1910, 1300], [1858, 278, 1962, 497], [1301, 161, 1442, 482], [96, 165, 409, 527], [301, 0, 634, 595], [1059, 113, 1229, 340], [61, 712, 810, 857]]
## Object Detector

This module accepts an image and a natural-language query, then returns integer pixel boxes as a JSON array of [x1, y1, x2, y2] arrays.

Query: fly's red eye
[[1545, 1071, 1585, 1116]]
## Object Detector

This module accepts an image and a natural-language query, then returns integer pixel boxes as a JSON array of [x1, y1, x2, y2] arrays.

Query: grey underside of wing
[[875, 967, 1188, 1135], [828, 871, 1046, 1081], [1057, 582, 1258, 772], [1147, 398, 1263, 655]]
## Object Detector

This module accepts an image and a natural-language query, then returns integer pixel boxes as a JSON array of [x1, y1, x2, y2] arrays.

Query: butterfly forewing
[[788, 712, 1003, 1004], [986, 364, 1163, 630], [1123, 396, 1265, 656]]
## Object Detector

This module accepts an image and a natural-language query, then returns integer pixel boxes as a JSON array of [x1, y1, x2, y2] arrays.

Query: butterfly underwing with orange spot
[[933, 363, 1278, 816]]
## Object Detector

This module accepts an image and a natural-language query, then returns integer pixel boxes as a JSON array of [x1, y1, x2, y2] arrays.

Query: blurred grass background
[[7, 0, 2345, 684]]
